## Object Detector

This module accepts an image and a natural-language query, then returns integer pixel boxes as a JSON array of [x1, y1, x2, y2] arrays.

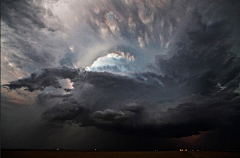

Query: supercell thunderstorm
[[2, 0, 240, 139]]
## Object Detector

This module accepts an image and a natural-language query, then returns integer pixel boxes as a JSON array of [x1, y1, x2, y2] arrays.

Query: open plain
[[2, 151, 240, 158]]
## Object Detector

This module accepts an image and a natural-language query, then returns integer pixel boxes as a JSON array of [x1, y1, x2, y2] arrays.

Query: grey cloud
[[1, 0, 67, 82], [2, 0, 47, 30], [42, 102, 93, 126], [2, 0, 240, 142], [119, 103, 145, 113], [90, 96, 240, 138], [64, 88, 72, 92], [3, 67, 79, 92], [3, 60, 240, 137], [36, 92, 73, 103], [92, 109, 135, 123]]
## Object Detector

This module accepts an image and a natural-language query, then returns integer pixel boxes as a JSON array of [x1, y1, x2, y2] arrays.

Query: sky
[[1, 0, 240, 151]]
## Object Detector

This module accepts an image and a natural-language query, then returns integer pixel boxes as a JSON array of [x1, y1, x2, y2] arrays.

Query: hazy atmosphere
[[1, 0, 240, 151]]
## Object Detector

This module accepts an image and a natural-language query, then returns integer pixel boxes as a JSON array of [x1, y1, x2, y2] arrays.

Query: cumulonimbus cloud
[[2, 0, 240, 138]]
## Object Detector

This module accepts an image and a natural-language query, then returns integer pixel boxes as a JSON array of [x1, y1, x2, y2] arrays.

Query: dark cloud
[[63, 88, 72, 92], [92, 109, 134, 123], [2, 0, 47, 30], [3, 67, 78, 92], [2, 0, 240, 150], [42, 102, 92, 126], [3, 57, 240, 138], [36, 92, 73, 103]]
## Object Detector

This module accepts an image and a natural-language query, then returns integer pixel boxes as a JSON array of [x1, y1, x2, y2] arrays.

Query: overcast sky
[[1, 0, 240, 151]]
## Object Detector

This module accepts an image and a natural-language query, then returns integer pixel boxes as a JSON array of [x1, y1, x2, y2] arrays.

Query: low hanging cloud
[[3, 67, 79, 92], [4, 56, 240, 138]]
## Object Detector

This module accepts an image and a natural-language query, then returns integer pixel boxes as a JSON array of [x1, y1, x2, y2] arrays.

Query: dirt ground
[[2, 151, 240, 158]]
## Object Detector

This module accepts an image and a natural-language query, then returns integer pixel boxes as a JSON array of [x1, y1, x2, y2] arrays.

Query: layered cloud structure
[[2, 0, 240, 148]]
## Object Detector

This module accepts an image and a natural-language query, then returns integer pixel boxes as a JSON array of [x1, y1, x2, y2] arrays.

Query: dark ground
[[2, 151, 240, 158]]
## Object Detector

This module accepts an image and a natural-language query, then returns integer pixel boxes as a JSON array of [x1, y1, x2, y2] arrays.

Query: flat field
[[2, 150, 240, 158]]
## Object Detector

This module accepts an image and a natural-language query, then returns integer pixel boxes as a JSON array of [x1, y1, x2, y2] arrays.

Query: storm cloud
[[2, 0, 240, 150], [4, 58, 240, 138]]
